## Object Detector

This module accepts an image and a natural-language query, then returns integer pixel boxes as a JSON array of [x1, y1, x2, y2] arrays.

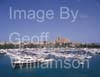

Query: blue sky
[[0, 0, 100, 43]]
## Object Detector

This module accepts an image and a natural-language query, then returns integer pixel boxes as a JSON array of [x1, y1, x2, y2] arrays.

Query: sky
[[0, 0, 100, 43]]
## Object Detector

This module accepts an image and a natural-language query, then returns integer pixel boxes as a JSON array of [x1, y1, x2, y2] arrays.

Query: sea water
[[0, 54, 100, 77]]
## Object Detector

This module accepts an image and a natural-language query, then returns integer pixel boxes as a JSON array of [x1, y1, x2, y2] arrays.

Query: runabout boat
[[0, 49, 6, 55]]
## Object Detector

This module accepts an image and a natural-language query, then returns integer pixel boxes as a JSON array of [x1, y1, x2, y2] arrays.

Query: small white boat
[[0, 49, 6, 55]]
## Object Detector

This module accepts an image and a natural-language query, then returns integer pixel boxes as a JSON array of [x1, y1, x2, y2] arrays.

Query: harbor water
[[0, 54, 100, 77]]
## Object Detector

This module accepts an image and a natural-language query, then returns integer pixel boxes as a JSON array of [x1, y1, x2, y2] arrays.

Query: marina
[[1, 48, 100, 69]]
